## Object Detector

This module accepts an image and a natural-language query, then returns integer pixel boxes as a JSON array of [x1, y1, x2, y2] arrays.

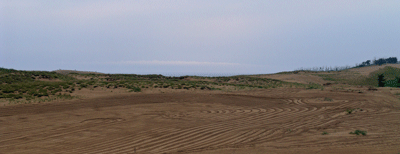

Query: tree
[[397, 77, 400, 87], [366, 60, 371, 65], [374, 58, 386, 66], [378, 74, 385, 87], [386, 57, 397, 64]]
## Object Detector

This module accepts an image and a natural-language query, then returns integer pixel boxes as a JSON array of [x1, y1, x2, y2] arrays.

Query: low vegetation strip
[[4, 63, 398, 105], [0, 67, 312, 104]]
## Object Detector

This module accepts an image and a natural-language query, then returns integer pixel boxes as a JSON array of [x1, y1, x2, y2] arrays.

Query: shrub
[[349, 130, 367, 136], [322, 132, 329, 135], [306, 83, 322, 89], [19, 88, 28, 93], [80, 84, 88, 88], [2, 94, 23, 99], [51, 90, 57, 95], [346, 109, 355, 114], [63, 85, 70, 89], [2, 88, 14, 93], [128, 86, 141, 92], [133, 87, 141, 92]]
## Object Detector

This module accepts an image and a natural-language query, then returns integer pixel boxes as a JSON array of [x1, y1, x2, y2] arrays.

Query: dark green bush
[[349, 130, 367, 136], [2, 94, 23, 99], [2, 88, 15, 93], [80, 84, 88, 88]]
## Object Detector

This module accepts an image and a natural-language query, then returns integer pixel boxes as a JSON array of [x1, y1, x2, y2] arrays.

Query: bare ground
[[254, 73, 328, 84], [1, 86, 399, 154]]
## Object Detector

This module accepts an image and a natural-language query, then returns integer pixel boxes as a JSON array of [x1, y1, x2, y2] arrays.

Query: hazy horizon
[[1, 1, 400, 75]]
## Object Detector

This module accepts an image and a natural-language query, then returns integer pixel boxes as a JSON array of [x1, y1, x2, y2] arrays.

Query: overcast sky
[[1, 0, 399, 75]]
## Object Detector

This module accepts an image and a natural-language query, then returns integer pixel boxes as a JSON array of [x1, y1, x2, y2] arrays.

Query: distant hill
[[53, 70, 104, 75]]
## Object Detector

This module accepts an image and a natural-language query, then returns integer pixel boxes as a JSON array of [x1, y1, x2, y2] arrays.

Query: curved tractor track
[[0, 90, 399, 154]]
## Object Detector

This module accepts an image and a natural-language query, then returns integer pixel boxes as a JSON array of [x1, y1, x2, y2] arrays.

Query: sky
[[1, 0, 400, 76]]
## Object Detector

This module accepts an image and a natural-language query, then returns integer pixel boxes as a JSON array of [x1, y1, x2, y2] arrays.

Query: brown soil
[[255, 74, 328, 84], [1, 86, 399, 154]]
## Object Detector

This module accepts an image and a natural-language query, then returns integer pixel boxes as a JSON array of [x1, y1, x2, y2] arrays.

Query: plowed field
[[1, 88, 399, 154]]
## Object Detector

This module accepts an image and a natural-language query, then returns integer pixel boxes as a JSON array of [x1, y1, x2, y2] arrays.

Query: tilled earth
[[1, 88, 399, 154]]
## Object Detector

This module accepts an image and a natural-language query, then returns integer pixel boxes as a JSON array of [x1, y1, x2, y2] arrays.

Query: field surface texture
[[1, 89, 400, 154], [1, 65, 400, 153]]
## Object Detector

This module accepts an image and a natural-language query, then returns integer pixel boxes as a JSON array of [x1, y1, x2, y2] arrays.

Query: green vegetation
[[289, 57, 399, 88], [304, 66, 400, 88], [2, 63, 398, 105], [324, 97, 333, 101], [7, 94, 77, 105], [378, 74, 386, 87], [346, 109, 355, 114], [1, 59, 398, 105], [306, 83, 323, 90], [322, 131, 329, 135], [355, 57, 398, 68], [1, 67, 315, 104], [0, 68, 76, 100], [385, 77, 400, 87], [361, 66, 400, 87], [346, 108, 363, 114], [349, 130, 367, 136], [315, 74, 344, 82]]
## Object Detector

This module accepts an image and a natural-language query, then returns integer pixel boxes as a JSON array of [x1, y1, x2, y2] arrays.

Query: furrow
[[89, 106, 304, 153]]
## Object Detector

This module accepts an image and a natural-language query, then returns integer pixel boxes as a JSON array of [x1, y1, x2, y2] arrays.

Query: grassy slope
[[1, 68, 312, 105], [276, 64, 400, 87], [3, 64, 398, 105], [365, 66, 400, 87]]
